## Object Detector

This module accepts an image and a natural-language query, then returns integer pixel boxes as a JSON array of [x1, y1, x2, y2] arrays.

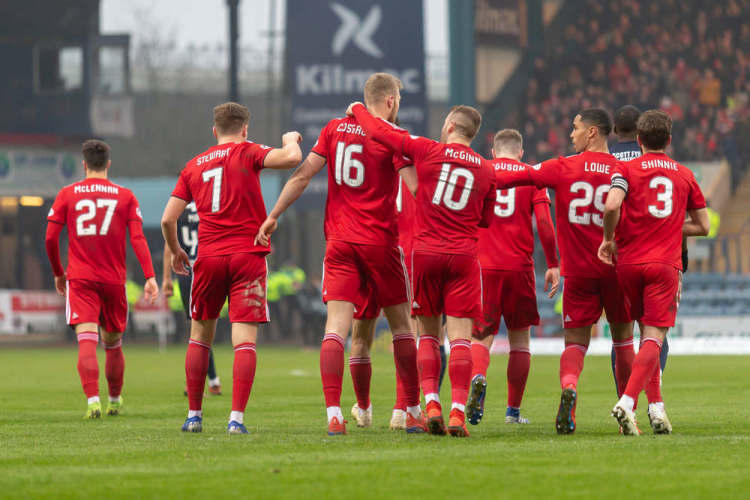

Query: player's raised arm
[[255, 151, 327, 246], [533, 199, 560, 297], [348, 102, 412, 154], [683, 208, 710, 237], [263, 131, 303, 170], [161, 196, 190, 275]]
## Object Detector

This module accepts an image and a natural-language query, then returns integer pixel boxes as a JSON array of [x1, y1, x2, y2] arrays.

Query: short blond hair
[[213, 102, 250, 135], [364, 73, 403, 106], [493, 129, 523, 154], [448, 105, 482, 140]]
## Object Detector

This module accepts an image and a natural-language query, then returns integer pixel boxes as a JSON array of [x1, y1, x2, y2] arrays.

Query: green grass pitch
[[1, 346, 748, 499]]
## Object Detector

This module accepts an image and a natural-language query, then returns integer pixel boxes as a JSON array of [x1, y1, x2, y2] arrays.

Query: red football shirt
[[524, 151, 623, 278], [47, 178, 146, 284], [612, 152, 706, 268], [404, 140, 495, 255], [311, 116, 410, 246], [396, 177, 417, 257], [172, 141, 272, 257], [478, 159, 551, 270]]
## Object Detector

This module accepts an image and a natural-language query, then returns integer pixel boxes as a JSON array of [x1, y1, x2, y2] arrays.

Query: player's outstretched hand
[[598, 240, 617, 265], [254, 216, 278, 247], [346, 101, 364, 116], [162, 279, 174, 298], [54, 275, 66, 296], [171, 249, 191, 276], [143, 277, 159, 304], [282, 131, 302, 145], [544, 267, 560, 298]]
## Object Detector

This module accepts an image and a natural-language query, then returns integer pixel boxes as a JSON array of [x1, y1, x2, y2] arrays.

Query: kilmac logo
[[330, 3, 383, 58]]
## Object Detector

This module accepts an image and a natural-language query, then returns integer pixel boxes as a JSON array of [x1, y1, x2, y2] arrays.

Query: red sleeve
[[45, 221, 65, 276], [479, 180, 497, 228], [491, 161, 535, 188], [686, 171, 707, 210], [47, 189, 68, 225], [171, 168, 192, 201], [533, 201, 559, 268], [249, 142, 273, 171], [392, 149, 412, 171], [311, 122, 331, 159], [129, 218, 155, 279], [351, 104, 433, 162], [527, 158, 564, 189], [532, 187, 551, 205], [127, 191, 144, 222], [610, 161, 630, 194]]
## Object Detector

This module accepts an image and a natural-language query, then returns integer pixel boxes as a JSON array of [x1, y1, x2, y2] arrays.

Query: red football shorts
[[562, 271, 630, 328], [411, 251, 482, 319], [323, 240, 409, 320], [474, 269, 538, 338], [617, 263, 680, 327], [190, 253, 269, 323], [66, 279, 127, 333]]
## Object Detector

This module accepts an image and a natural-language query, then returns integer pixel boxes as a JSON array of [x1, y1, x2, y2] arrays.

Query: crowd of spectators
[[511, 0, 750, 170]]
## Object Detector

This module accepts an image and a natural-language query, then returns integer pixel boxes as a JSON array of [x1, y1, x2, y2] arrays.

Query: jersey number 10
[[432, 163, 474, 211]]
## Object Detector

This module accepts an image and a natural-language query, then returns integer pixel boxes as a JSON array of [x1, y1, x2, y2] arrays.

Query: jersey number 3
[[75, 199, 118, 236]]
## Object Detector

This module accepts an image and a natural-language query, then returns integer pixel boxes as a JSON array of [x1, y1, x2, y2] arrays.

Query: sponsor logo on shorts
[[564, 314, 572, 323], [72, 312, 79, 319], [412, 301, 420, 309]]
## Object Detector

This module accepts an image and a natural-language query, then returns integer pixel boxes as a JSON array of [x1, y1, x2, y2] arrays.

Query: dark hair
[[449, 105, 482, 140], [81, 140, 110, 170], [213, 102, 250, 135], [578, 108, 612, 137], [614, 105, 641, 135], [637, 110, 672, 150]]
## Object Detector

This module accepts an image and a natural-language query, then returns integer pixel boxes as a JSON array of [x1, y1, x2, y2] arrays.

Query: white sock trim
[[209, 377, 221, 387], [229, 411, 244, 424], [425, 393, 440, 405], [87, 396, 100, 405], [406, 405, 421, 418], [451, 402, 466, 412], [188, 410, 202, 419], [108, 396, 121, 403], [618, 395, 635, 413], [326, 406, 343, 423]]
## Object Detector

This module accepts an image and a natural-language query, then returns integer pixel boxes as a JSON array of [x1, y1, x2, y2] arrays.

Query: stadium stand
[[511, 0, 750, 181]]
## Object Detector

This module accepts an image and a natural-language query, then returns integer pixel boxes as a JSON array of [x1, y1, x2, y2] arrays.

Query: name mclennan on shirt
[[74, 184, 119, 195]]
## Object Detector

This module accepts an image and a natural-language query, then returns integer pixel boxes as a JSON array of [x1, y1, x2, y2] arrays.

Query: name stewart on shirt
[[196, 147, 230, 166], [74, 184, 119, 195]]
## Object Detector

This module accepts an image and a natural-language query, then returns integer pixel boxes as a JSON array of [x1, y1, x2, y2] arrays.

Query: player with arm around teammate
[[162, 102, 302, 434], [498, 109, 636, 434], [465, 129, 560, 426], [599, 110, 709, 435], [256, 73, 424, 436], [45, 140, 158, 418], [348, 101, 497, 437]]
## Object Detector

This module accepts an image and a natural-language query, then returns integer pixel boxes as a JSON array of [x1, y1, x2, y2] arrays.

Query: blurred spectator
[[506, 0, 750, 171]]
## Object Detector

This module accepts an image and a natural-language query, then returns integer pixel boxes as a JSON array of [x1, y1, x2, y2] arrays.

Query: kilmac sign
[[286, 0, 427, 154]]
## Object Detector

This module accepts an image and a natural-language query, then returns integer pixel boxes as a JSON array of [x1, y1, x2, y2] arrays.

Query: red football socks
[[417, 335, 441, 397], [559, 342, 587, 389], [320, 333, 345, 408], [392, 333, 420, 408], [77, 331, 99, 398], [644, 339, 664, 403], [507, 348, 531, 409], [448, 339, 472, 407], [104, 339, 124, 399], [185, 339, 210, 411], [349, 356, 371, 409], [471, 342, 490, 377], [624, 338, 662, 400], [232, 343, 257, 412], [613, 336, 635, 398]]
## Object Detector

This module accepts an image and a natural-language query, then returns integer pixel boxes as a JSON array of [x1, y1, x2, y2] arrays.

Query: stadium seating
[[509, 0, 750, 170]]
